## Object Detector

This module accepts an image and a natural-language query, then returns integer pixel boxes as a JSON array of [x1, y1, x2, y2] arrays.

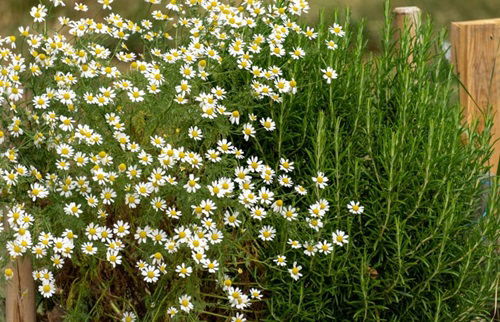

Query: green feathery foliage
[[232, 5, 499, 321]]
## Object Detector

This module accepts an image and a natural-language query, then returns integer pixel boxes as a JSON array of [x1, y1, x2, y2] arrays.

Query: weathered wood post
[[4, 210, 36, 322], [3, 188, 36, 320], [5, 257, 36, 322], [393, 6, 421, 40], [451, 19, 500, 174], [393, 6, 421, 63]]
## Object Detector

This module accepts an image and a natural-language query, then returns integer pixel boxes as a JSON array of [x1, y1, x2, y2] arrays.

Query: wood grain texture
[[4, 209, 36, 322], [393, 7, 421, 64], [5, 256, 36, 322], [393, 7, 421, 40], [451, 19, 500, 174]]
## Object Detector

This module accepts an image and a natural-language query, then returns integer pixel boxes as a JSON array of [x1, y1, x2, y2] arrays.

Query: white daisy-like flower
[[188, 126, 203, 140], [202, 258, 219, 273], [141, 265, 160, 283], [321, 67, 338, 84], [175, 263, 193, 278], [347, 201, 364, 214], [289, 262, 303, 281], [63, 202, 82, 217], [179, 294, 193, 312], [128, 87, 145, 102], [332, 230, 349, 246], [184, 174, 201, 193], [29, 183, 49, 201], [312, 172, 329, 189], [121, 311, 137, 322], [30, 4, 48, 23], [39, 281, 56, 298], [329, 23, 346, 37], [258, 225, 276, 241], [316, 240, 333, 254], [274, 255, 287, 266], [260, 117, 276, 131], [81, 242, 97, 255]]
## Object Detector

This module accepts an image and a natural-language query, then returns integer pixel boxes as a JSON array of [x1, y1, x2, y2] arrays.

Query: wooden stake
[[393, 7, 421, 43], [5, 257, 36, 322], [3, 212, 36, 322], [451, 19, 500, 174]]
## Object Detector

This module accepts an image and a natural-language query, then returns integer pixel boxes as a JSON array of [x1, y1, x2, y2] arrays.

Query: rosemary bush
[[0, 0, 498, 321], [246, 7, 500, 322]]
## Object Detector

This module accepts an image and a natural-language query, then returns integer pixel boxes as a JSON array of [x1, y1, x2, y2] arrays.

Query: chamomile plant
[[0, 0, 355, 320]]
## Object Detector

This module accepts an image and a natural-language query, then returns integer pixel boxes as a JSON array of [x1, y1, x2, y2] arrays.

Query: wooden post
[[3, 84, 37, 322], [392, 7, 422, 37], [393, 6, 421, 39], [451, 19, 500, 174], [5, 257, 36, 322], [393, 7, 421, 64], [3, 212, 36, 322]]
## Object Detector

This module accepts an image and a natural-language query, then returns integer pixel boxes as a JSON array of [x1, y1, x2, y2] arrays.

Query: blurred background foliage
[[0, 0, 499, 50], [308, 0, 500, 49]]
